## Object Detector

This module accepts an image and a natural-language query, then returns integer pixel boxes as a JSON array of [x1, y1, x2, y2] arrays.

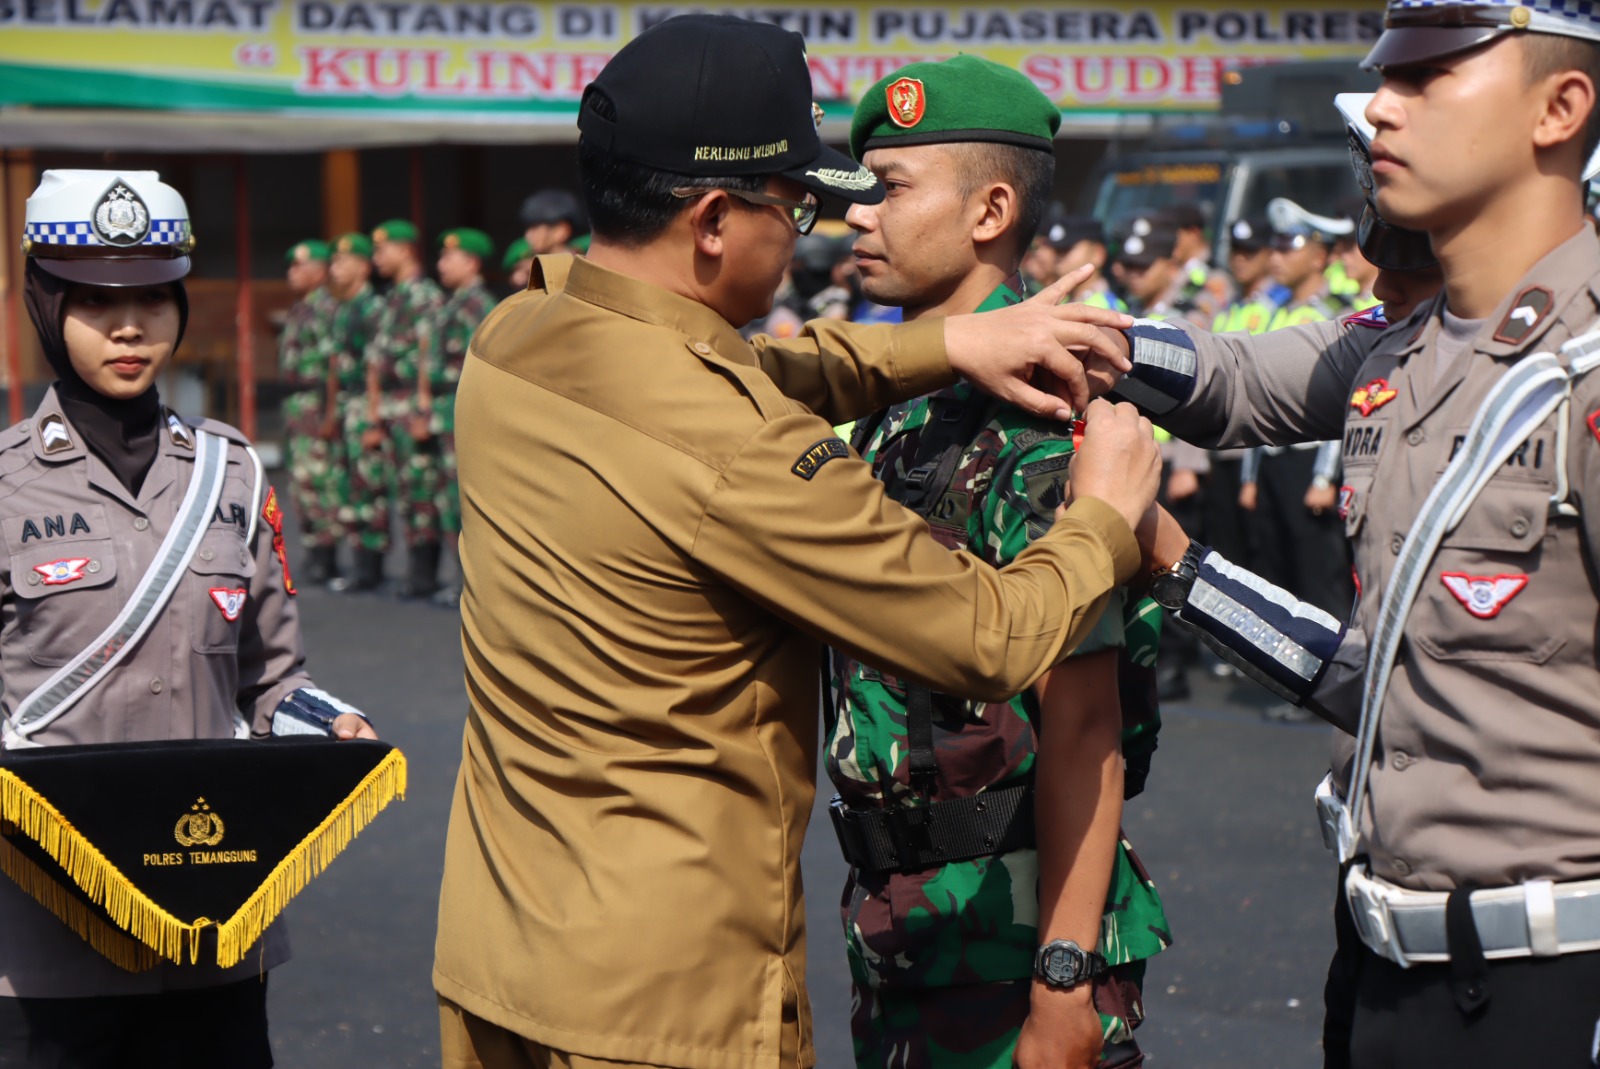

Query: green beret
[[285, 239, 330, 265], [501, 236, 532, 272], [437, 227, 494, 260], [371, 219, 418, 245], [850, 56, 1061, 161], [333, 233, 373, 258]]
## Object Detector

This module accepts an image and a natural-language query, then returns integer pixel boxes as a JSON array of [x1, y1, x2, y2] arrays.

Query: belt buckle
[[1345, 865, 1409, 967], [1313, 774, 1344, 854]]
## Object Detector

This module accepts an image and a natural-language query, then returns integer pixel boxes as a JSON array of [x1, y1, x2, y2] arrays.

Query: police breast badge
[[1440, 571, 1528, 619], [92, 181, 151, 247], [1349, 378, 1398, 417], [0, 737, 405, 971]]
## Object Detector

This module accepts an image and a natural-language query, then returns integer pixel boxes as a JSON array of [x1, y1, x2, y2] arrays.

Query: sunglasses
[[671, 187, 820, 236]]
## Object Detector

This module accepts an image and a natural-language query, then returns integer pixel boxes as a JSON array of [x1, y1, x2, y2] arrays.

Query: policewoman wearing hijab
[[0, 170, 378, 1067]]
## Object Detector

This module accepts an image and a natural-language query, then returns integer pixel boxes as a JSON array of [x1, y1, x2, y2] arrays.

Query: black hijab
[[23, 261, 189, 495]]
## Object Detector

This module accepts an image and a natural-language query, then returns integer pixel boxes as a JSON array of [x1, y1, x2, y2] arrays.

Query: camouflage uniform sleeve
[[986, 431, 1127, 657]]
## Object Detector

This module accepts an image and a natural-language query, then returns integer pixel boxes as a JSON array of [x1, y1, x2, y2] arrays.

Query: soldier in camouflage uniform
[[323, 233, 387, 592], [278, 239, 342, 582], [425, 228, 496, 606], [360, 219, 446, 597], [829, 58, 1170, 1069]]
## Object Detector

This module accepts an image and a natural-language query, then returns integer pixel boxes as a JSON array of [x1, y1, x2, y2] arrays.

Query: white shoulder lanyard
[[4, 430, 230, 749], [1339, 332, 1600, 862]]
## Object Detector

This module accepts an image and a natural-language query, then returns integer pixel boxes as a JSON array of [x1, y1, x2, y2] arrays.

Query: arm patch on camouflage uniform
[[1018, 454, 1071, 520], [792, 438, 849, 480]]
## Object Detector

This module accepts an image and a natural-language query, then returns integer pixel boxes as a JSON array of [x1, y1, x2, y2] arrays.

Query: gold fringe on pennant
[[0, 749, 407, 969], [214, 748, 407, 967], [0, 834, 159, 972]]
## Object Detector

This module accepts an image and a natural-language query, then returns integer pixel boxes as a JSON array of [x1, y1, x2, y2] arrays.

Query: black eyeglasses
[[671, 187, 820, 235]]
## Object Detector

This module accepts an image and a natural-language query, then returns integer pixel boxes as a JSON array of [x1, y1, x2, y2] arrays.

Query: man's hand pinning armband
[[272, 688, 379, 740]]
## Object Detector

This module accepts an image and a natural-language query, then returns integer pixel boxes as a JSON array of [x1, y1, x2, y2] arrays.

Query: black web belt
[[829, 782, 1035, 875]]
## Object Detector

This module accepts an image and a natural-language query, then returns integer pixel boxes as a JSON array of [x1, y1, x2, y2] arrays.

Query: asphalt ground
[[266, 523, 1340, 1069]]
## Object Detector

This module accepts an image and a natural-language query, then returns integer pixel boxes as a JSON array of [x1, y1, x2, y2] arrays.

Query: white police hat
[[1365, 2, 1600, 71], [1267, 197, 1356, 246], [23, 170, 193, 286]]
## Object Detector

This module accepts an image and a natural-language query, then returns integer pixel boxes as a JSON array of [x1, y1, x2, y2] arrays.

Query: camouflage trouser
[[851, 965, 1146, 1069], [389, 393, 443, 549], [282, 390, 345, 548], [431, 391, 460, 537], [342, 396, 394, 554]]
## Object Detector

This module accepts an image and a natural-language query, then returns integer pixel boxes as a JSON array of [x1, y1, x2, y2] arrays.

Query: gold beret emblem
[[1510, 5, 1532, 28], [293, 244, 311, 263], [444, 234, 460, 249], [373, 227, 388, 243]]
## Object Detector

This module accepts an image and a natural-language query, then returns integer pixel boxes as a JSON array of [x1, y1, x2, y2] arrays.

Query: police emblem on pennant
[[33, 557, 90, 586], [1338, 485, 1355, 521], [1349, 378, 1398, 417], [92, 181, 151, 247], [261, 487, 297, 595], [1344, 306, 1388, 330], [173, 798, 225, 848], [1440, 572, 1528, 619], [887, 77, 926, 129], [209, 587, 247, 621]]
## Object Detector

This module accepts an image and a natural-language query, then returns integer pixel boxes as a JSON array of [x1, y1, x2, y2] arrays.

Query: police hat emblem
[[92, 182, 151, 247]]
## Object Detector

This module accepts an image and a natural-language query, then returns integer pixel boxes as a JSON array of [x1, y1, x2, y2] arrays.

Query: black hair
[[577, 95, 768, 247], [948, 142, 1057, 261], [1522, 34, 1600, 165]]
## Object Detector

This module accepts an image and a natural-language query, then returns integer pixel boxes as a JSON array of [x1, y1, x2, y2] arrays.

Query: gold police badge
[[174, 797, 225, 848]]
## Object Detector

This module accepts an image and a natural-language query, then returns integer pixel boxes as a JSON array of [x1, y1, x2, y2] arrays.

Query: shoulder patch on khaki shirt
[[792, 438, 849, 480], [1493, 286, 1554, 346]]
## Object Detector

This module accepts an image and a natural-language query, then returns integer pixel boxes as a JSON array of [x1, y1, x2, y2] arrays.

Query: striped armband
[[1106, 319, 1198, 417], [271, 687, 372, 738], [1176, 550, 1345, 704]]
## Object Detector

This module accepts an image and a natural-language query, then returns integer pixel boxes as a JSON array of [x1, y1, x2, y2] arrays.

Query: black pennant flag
[[0, 737, 405, 971]]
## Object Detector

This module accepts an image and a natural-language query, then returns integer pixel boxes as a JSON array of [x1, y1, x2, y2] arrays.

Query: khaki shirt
[[433, 255, 1140, 1069], [1154, 228, 1600, 892], [0, 388, 309, 995]]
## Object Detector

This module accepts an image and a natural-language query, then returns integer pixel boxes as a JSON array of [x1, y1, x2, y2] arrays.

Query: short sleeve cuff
[[1060, 496, 1141, 586]]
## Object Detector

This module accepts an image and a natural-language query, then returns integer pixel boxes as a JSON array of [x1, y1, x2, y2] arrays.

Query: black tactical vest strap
[[829, 782, 1035, 875]]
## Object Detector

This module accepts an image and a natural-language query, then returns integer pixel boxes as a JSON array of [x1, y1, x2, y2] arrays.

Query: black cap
[[1117, 221, 1178, 266], [1159, 204, 1207, 232], [520, 189, 587, 232], [577, 14, 882, 204], [1226, 215, 1272, 251], [1045, 214, 1105, 252]]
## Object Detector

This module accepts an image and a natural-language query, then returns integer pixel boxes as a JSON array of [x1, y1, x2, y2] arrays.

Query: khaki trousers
[[439, 997, 676, 1069]]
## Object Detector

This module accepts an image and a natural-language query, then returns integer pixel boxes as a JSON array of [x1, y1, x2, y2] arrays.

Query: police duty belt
[[0, 737, 405, 971]]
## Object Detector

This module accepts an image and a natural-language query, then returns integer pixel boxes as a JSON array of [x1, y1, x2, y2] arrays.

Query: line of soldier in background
[[275, 188, 589, 602]]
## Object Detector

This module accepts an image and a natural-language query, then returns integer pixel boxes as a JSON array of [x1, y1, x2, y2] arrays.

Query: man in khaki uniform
[[433, 14, 1162, 1069], [1090, 4, 1600, 1063]]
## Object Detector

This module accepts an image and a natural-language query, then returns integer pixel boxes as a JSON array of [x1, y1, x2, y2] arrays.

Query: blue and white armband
[[271, 687, 372, 737], [1175, 550, 1346, 704], [1106, 319, 1198, 417]]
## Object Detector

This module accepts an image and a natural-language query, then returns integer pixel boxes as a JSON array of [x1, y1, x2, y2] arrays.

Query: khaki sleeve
[[237, 482, 313, 737], [694, 414, 1141, 703], [749, 317, 953, 425]]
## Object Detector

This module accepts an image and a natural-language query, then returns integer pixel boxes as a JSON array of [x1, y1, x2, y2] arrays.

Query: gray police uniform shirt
[[1120, 226, 1600, 893], [0, 387, 308, 996]]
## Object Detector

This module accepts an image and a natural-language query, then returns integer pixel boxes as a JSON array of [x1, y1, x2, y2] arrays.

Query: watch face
[[1150, 572, 1188, 611], [1043, 945, 1082, 985]]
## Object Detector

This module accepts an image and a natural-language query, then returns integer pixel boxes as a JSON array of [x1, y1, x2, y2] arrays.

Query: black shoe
[[330, 547, 384, 593], [1156, 665, 1191, 702], [398, 543, 442, 599]]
